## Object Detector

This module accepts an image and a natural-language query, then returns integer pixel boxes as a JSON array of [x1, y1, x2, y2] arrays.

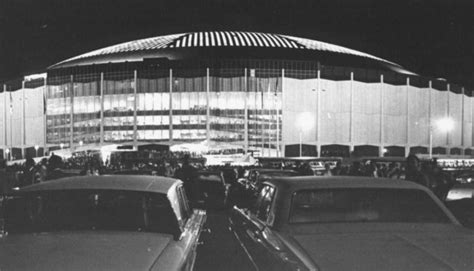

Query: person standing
[[174, 154, 199, 202], [323, 163, 333, 176], [405, 154, 431, 188], [0, 160, 8, 195]]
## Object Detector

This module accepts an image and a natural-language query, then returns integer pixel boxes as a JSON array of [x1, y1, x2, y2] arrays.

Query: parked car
[[195, 170, 229, 209], [446, 183, 474, 201], [445, 182, 474, 229], [112, 169, 157, 175], [229, 176, 474, 271], [454, 171, 474, 184], [233, 168, 299, 207], [237, 168, 299, 192], [0, 175, 207, 271], [445, 198, 474, 229]]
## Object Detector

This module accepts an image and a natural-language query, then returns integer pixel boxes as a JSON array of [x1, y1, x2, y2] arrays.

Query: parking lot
[[194, 209, 255, 271]]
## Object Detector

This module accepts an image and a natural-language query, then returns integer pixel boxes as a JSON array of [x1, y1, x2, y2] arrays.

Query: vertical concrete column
[[276, 69, 281, 157], [266, 80, 271, 157], [405, 77, 410, 152], [206, 68, 210, 141], [471, 91, 474, 153], [43, 79, 48, 154], [316, 69, 321, 158], [244, 68, 249, 154], [3, 84, 7, 159], [428, 81, 432, 156], [21, 81, 26, 159], [260, 83, 264, 155], [133, 70, 138, 148], [379, 75, 384, 157], [446, 84, 450, 149], [8, 85, 12, 159], [169, 69, 173, 143], [100, 72, 104, 145], [69, 75, 74, 151], [472, 91, 474, 152], [461, 87, 465, 154], [349, 72, 354, 152]]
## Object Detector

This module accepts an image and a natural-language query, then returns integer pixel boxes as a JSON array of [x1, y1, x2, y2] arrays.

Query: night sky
[[1, 0, 473, 87]]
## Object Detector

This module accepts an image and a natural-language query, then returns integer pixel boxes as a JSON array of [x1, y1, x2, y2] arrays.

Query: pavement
[[194, 209, 255, 271]]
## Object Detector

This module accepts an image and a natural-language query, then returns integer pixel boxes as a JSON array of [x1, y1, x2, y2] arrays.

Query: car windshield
[[290, 188, 451, 224], [4, 190, 180, 235]]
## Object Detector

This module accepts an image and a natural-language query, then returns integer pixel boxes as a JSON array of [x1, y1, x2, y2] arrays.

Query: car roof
[[265, 176, 427, 190], [17, 175, 181, 194], [252, 168, 297, 173], [264, 176, 458, 230]]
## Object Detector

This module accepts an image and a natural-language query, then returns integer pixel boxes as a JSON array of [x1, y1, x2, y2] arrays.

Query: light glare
[[296, 112, 314, 131], [436, 117, 454, 132]]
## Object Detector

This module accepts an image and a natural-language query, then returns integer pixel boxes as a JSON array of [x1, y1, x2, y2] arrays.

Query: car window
[[4, 190, 180, 236], [252, 185, 275, 222], [177, 186, 191, 221], [198, 174, 223, 183], [258, 171, 297, 179], [290, 188, 451, 224]]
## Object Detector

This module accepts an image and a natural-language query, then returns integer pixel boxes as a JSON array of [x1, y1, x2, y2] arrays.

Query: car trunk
[[286, 224, 473, 271], [0, 231, 173, 271]]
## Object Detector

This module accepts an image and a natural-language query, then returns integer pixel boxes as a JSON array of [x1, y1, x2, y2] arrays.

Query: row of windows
[[44, 60, 470, 92], [47, 129, 265, 143], [47, 109, 282, 120], [46, 94, 281, 115], [45, 76, 282, 98], [47, 122, 282, 133]]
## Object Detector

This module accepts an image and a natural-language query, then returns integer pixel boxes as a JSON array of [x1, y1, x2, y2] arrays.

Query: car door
[[176, 185, 206, 271], [231, 184, 282, 271]]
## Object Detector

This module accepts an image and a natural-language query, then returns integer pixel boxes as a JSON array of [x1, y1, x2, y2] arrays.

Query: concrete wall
[[282, 73, 473, 155], [1, 85, 45, 159]]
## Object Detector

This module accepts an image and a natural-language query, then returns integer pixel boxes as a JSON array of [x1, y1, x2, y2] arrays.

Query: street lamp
[[5, 148, 10, 161], [429, 117, 454, 158], [296, 112, 315, 157], [34, 145, 39, 157], [60, 143, 65, 150]]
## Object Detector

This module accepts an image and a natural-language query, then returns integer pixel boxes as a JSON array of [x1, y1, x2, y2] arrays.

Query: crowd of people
[[0, 149, 461, 201]]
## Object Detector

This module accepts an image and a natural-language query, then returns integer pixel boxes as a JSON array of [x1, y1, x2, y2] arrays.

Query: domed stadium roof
[[50, 31, 414, 74]]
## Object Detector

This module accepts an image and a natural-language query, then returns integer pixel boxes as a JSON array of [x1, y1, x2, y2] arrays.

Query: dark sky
[[1, 0, 473, 87]]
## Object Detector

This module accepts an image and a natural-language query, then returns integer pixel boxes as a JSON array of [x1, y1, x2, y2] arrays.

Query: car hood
[[0, 231, 174, 271], [286, 225, 474, 271]]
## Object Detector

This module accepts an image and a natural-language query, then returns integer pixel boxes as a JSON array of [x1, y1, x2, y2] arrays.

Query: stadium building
[[1, 31, 473, 160]]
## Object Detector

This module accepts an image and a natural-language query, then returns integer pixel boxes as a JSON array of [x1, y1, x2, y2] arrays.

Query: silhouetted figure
[[405, 154, 431, 188], [298, 162, 314, 176], [174, 154, 199, 203], [349, 161, 364, 176], [425, 161, 455, 200], [0, 160, 8, 194], [323, 163, 333, 176], [23, 158, 36, 186]]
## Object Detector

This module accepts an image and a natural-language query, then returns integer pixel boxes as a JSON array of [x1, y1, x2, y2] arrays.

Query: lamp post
[[34, 145, 39, 157], [60, 143, 64, 150], [429, 117, 454, 159], [5, 148, 10, 161], [296, 112, 315, 157]]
